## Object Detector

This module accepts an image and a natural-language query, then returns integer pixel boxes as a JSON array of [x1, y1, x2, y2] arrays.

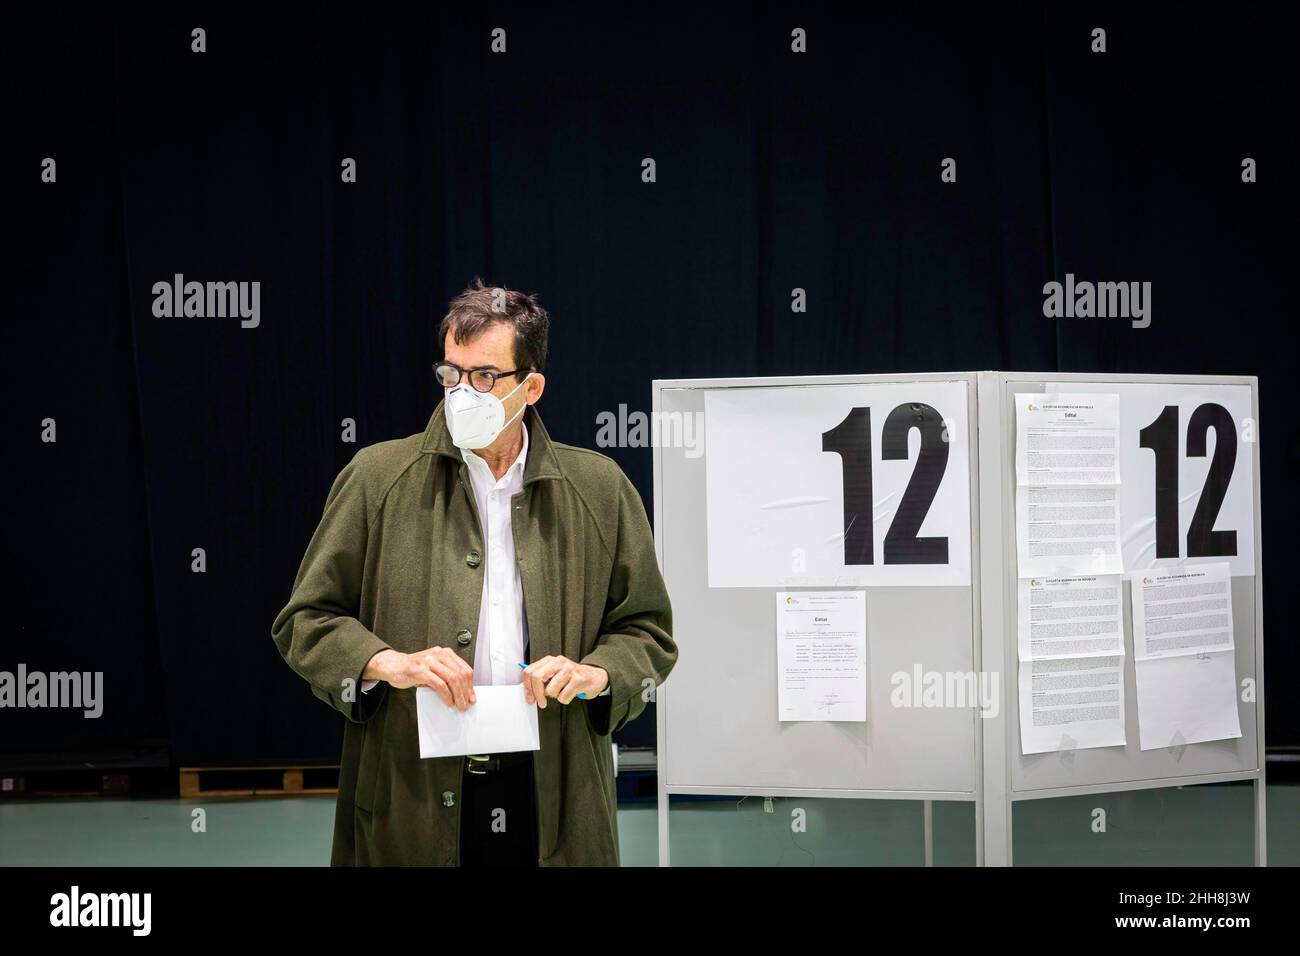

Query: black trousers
[[458, 752, 538, 867]]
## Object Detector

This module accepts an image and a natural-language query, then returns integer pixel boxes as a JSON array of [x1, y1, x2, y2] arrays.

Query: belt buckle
[[466, 753, 491, 775]]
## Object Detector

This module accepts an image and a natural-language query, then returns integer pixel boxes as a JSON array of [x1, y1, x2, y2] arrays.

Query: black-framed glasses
[[434, 361, 532, 393]]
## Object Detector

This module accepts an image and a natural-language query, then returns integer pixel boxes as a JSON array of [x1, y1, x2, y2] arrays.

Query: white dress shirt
[[361, 421, 608, 697], [461, 422, 530, 686]]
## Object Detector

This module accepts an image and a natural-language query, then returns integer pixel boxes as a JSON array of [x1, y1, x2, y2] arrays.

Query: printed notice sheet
[[1015, 393, 1121, 485], [1016, 575, 1126, 754], [1131, 563, 1241, 750], [1017, 575, 1123, 661], [1014, 394, 1123, 576], [776, 590, 867, 722], [416, 684, 540, 759], [1132, 562, 1234, 660], [1015, 487, 1123, 576]]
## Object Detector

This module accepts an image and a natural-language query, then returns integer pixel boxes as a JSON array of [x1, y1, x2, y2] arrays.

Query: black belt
[[465, 750, 533, 775]]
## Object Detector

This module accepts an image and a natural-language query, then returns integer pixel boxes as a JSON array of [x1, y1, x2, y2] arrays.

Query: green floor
[[1, 781, 1294, 866]]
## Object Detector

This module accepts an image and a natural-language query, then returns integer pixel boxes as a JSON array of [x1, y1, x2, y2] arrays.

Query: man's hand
[[364, 648, 476, 710], [521, 656, 609, 707]]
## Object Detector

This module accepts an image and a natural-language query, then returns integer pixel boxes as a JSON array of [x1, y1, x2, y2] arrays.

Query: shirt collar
[[461, 421, 529, 481]]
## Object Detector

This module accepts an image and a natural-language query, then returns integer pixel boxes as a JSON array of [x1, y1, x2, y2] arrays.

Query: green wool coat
[[271, 400, 677, 866]]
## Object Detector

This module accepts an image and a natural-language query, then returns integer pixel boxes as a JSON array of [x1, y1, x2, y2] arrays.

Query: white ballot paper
[[415, 684, 540, 759], [1131, 563, 1241, 750], [1016, 575, 1126, 754], [1014, 394, 1124, 577], [776, 590, 867, 722]]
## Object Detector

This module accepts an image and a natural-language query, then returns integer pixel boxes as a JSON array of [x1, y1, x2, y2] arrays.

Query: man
[[271, 279, 677, 866]]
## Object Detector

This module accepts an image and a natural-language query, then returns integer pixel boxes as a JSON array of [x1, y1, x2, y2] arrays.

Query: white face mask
[[443, 373, 532, 450]]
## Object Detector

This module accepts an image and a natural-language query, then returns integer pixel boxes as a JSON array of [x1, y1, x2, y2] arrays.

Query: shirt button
[[465, 551, 481, 569]]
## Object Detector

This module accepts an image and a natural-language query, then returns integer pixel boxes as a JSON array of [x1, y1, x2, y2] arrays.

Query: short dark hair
[[438, 277, 550, 373]]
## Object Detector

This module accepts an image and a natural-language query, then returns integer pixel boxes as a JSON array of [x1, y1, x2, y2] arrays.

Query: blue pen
[[519, 661, 586, 697]]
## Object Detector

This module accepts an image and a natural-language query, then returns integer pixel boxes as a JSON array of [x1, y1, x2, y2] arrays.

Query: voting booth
[[652, 372, 1265, 866]]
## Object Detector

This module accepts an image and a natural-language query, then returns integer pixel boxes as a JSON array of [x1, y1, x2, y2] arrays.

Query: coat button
[[456, 628, 472, 646], [441, 790, 455, 807], [465, 550, 481, 568]]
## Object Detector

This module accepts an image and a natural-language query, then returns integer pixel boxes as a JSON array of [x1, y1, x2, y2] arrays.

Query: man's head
[[436, 278, 548, 454]]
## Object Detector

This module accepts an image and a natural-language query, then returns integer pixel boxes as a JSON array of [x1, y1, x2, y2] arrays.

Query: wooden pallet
[[178, 764, 339, 798], [0, 772, 131, 798]]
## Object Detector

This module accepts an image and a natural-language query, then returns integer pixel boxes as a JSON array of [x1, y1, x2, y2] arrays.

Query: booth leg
[[1254, 777, 1267, 867], [923, 800, 934, 866]]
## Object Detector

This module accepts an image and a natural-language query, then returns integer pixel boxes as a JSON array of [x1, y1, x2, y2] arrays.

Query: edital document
[[775, 590, 867, 722]]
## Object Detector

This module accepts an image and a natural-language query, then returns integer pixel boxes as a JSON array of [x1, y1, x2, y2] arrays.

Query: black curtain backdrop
[[9, 1, 1297, 766]]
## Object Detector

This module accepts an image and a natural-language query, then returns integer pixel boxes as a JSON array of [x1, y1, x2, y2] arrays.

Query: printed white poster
[[1015, 393, 1121, 486], [1014, 393, 1124, 576], [1016, 575, 1127, 754], [705, 381, 971, 588], [1130, 563, 1241, 751]]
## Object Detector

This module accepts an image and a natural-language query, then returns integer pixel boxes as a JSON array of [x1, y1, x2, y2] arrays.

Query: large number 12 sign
[[1139, 403, 1238, 559], [705, 381, 972, 588], [821, 403, 951, 566]]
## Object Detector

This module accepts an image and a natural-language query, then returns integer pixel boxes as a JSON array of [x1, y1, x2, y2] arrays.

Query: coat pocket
[[353, 694, 388, 812]]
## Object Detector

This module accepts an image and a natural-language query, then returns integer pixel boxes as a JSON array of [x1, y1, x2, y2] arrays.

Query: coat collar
[[420, 397, 563, 485]]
